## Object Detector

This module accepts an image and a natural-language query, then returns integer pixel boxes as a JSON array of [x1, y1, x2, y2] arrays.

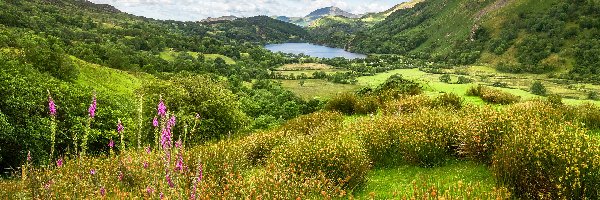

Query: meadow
[[1, 79, 599, 199]]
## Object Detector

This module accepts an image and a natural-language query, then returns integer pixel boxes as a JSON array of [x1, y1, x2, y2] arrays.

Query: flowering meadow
[[1, 90, 600, 199]]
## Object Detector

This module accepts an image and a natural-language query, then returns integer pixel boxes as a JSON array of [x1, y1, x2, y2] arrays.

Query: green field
[[279, 79, 361, 100]]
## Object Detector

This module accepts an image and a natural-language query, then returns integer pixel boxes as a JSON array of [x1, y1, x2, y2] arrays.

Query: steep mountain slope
[[203, 16, 308, 43], [311, 0, 600, 83]]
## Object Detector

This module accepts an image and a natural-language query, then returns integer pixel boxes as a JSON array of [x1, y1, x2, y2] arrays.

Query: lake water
[[264, 43, 367, 59]]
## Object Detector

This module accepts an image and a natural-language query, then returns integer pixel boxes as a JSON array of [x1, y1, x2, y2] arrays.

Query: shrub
[[354, 95, 380, 114], [492, 120, 600, 199], [546, 94, 563, 106], [241, 130, 286, 166], [324, 92, 358, 115], [279, 111, 344, 137], [492, 82, 509, 88], [589, 91, 598, 100], [455, 106, 511, 163], [268, 135, 370, 189], [530, 81, 547, 96], [434, 93, 463, 109], [466, 85, 520, 105], [375, 74, 422, 100], [381, 95, 433, 115], [439, 74, 451, 83], [456, 76, 473, 84], [354, 109, 458, 167]]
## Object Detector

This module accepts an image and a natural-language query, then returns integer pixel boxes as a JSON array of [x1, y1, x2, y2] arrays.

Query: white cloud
[[89, 0, 407, 21]]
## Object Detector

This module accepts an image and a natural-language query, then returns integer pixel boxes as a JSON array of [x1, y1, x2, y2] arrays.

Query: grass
[[159, 49, 236, 64], [355, 160, 497, 199], [73, 57, 151, 98], [276, 63, 333, 70], [279, 79, 361, 100]]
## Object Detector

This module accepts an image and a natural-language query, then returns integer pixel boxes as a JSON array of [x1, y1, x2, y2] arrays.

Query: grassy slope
[[355, 160, 496, 198], [279, 79, 361, 100]]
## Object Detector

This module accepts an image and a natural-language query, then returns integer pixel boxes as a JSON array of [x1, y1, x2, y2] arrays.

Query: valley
[[1, 0, 599, 199]]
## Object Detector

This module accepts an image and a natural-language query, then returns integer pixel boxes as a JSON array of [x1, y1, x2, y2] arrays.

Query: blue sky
[[89, 0, 408, 21]]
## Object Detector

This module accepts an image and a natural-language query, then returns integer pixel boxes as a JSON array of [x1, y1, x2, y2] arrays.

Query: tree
[[589, 91, 598, 100], [439, 74, 451, 83], [299, 79, 306, 87], [530, 81, 547, 96]]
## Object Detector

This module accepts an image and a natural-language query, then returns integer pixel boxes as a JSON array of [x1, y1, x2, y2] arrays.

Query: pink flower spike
[[145, 146, 152, 154], [100, 186, 106, 196], [108, 140, 114, 148], [117, 119, 124, 134], [90, 169, 96, 175], [152, 117, 159, 127], [27, 151, 31, 162], [157, 99, 166, 117], [146, 186, 153, 195], [48, 94, 57, 117], [56, 158, 63, 167], [88, 93, 97, 118]]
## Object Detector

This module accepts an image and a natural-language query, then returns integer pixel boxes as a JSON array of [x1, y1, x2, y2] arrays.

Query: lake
[[264, 43, 367, 59]]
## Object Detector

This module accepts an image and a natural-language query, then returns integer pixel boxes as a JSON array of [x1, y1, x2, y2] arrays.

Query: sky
[[88, 0, 408, 21]]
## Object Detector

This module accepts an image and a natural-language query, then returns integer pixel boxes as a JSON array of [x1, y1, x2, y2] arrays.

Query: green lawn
[[354, 160, 497, 199]]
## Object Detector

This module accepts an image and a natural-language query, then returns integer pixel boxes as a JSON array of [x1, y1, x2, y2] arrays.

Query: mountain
[[273, 6, 360, 27], [200, 15, 238, 23], [308, 0, 600, 83]]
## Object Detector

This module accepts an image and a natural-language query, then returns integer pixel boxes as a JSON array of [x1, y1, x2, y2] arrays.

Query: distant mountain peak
[[306, 6, 359, 19]]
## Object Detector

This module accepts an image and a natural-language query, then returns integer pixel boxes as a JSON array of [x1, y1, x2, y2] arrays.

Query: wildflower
[[48, 93, 57, 117], [146, 186, 153, 195], [89, 93, 97, 118], [167, 115, 176, 129], [143, 161, 148, 169], [100, 186, 106, 197], [195, 113, 201, 119], [44, 180, 53, 190], [27, 151, 31, 162], [90, 169, 96, 175], [157, 99, 166, 117], [175, 139, 182, 149], [108, 140, 114, 148], [160, 192, 164, 199], [161, 128, 172, 149], [166, 174, 174, 188], [145, 146, 152, 154], [175, 156, 184, 171], [56, 158, 63, 167], [117, 119, 124, 134], [152, 117, 159, 127], [118, 171, 123, 181]]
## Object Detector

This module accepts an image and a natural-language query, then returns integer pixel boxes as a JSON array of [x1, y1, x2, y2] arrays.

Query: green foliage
[[466, 85, 520, 105], [141, 74, 249, 143], [268, 135, 371, 189], [456, 76, 473, 84], [546, 94, 563, 106], [324, 92, 358, 115], [530, 81, 547, 96], [492, 103, 600, 199], [434, 93, 463, 110], [439, 74, 451, 83], [279, 111, 344, 137], [589, 91, 599, 100]]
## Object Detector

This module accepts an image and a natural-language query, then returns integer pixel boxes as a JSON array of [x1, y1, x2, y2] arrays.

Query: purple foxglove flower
[[198, 163, 203, 182], [88, 94, 97, 118], [167, 115, 176, 129], [160, 192, 164, 199], [152, 117, 159, 127], [146, 186, 153, 195], [48, 95, 57, 117], [157, 100, 166, 117], [44, 180, 53, 190], [145, 146, 152, 154], [166, 174, 174, 188], [90, 169, 96, 175], [143, 161, 148, 169], [175, 156, 184, 171], [108, 140, 114, 148], [175, 139, 182, 149], [161, 128, 172, 149], [100, 186, 106, 196], [27, 151, 31, 162], [56, 158, 63, 167], [117, 119, 124, 134]]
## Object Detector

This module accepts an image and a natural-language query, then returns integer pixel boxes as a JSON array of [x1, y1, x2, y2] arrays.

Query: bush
[[434, 93, 463, 109], [381, 95, 434, 115], [439, 74, 451, 83], [279, 111, 344, 137], [268, 135, 370, 189], [456, 76, 473, 84], [241, 130, 286, 166], [455, 106, 511, 163], [375, 74, 422, 100], [354, 108, 458, 167], [546, 94, 563, 106], [530, 81, 547, 96], [492, 119, 600, 199], [589, 91, 598, 100], [466, 85, 520, 105], [354, 95, 380, 114], [324, 92, 358, 115]]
